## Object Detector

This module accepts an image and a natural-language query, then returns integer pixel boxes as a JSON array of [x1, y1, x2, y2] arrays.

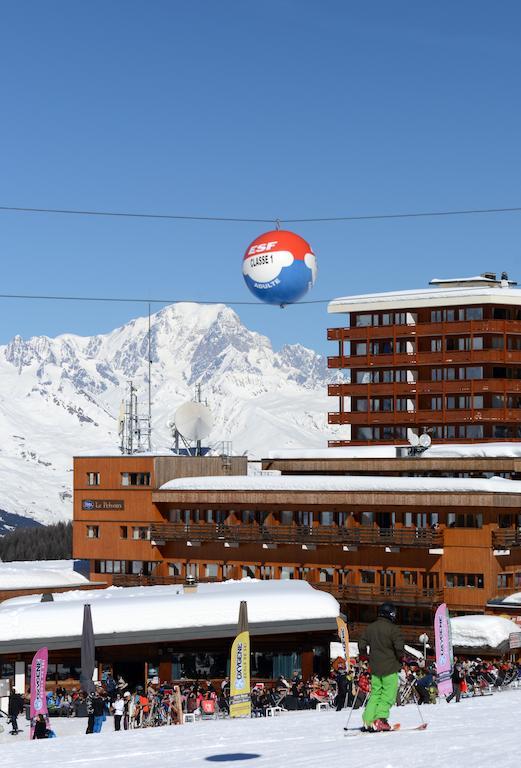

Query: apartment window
[[360, 570, 376, 584], [280, 510, 293, 525], [447, 513, 483, 528], [431, 396, 442, 411], [120, 526, 128, 539], [87, 472, 100, 486], [168, 562, 182, 577], [466, 307, 483, 321], [320, 511, 334, 526], [319, 568, 334, 583], [445, 573, 484, 588], [431, 338, 442, 352], [206, 563, 219, 579], [382, 313, 392, 325], [514, 573, 521, 588], [394, 312, 408, 325], [355, 342, 367, 356], [260, 566, 274, 580], [242, 510, 255, 524], [402, 571, 418, 586], [497, 573, 511, 589], [86, 525, 99, 539], [132, 526, 150, 540], [355, 313, 379, 327], [121, 472, 151, 486], [431, 310, 442, 323], [465, 366, 483, 380], [493, 425, 513, 439], [466, 425, 484, 438], [94, 560, 128, 574], [356, 370, 372, 384], [222, 564, 234, 580], [280, 566, 294, 580], [131, 561, 158, 576], [395, 398, 410, 411]]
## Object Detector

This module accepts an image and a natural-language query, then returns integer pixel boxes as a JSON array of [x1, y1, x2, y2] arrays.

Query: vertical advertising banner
[[434, 603, 453, 697], [30, 647, 49, 738], [230, 630, 251, 718], [336, 617, 350, 670]]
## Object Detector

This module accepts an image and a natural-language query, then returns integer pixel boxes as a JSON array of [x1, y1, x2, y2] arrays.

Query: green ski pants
[[362, 672, 399, 724]]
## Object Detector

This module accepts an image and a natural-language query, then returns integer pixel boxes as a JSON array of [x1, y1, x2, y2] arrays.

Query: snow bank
[[500, 592, 521, 604], [0, 579, 339, 643], [450, 615, 521, 649], [160, 474, 521, 494], [0, 559, 91, 590]]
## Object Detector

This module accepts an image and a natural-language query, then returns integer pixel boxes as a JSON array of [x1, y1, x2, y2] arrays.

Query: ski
[[344, 723, 428, 735]]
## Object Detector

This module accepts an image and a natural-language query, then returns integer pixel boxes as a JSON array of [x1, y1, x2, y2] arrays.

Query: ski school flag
[[230, 601, 251, 718], [434, 603, 453, 697], [336, 617, 350, 670], [30, 647, 49, 738]]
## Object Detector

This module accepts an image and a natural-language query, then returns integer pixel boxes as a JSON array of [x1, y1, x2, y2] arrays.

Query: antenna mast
[[119, 380, 151, 454]]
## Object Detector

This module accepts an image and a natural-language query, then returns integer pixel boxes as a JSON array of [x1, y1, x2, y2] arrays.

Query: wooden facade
[[73, 453, 521, 645], [327, 296, 521, 445]]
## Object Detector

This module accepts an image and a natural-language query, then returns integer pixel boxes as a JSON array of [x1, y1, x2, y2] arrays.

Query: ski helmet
[[377, 602, 397, 623]]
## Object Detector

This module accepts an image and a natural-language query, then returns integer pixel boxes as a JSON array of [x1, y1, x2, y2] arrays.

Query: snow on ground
[[2, 689, 521, 767], [160, 473, 521, 494]]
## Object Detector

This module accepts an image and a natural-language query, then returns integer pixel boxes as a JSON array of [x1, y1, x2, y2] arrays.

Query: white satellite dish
[[419, 433, 432, 449], [407, 431, 420, 447], [174, 401, 213, 442]]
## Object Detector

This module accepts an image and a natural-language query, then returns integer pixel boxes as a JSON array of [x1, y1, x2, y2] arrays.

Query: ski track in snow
[[1, 689, 520, 767]]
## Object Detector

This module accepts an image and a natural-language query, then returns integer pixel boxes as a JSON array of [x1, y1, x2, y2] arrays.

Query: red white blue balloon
[[242, 230, 317, 305]]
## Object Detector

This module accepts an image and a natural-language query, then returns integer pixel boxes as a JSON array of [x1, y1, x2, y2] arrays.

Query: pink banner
[[30, 647, 49, 739], [434, 603, 453, 697]]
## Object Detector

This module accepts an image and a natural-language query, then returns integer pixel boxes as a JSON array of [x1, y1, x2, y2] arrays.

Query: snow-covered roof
[[0, 579, 340, 652], [159, 474, 521, 494], [494, 592, 521, 605], [0, 559, 93, 591], [266, 443, 521, 460], [328, 285, 521, 314], [450, 615, 521, 649]]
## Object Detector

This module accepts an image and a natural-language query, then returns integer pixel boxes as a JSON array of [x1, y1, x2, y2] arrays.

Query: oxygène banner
[[230, 630, 251, 718], [434, 603, 453, 697], [30, 647, 49, 738]]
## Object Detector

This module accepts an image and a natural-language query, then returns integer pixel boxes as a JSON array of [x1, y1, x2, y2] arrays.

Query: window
[[319, 568, 334, 583], [355, 342, 367, 356], [242, 564, 256, 578], [168, 562, 182, 577], [242, 510, 255, 524], [402, 571, 418, 586], [260, 565, 274, 580], [87, 472, 100, 486], [465, 366, 483, 380], [445, 573, 484, 588], [206, 563, 219, 578], [447, 513, 483, 528], [431, 338, 442, 352], [120, 525, 128, 539], [497, 573, 511, 589], [94, 560, 128, 574], [320, 511, 334, 526], [132, 526, 150, 540], [355, 314, 379, 327], [86, 525, 99, 539], [280, 566, 294, 580], [466, 307, 483, 321], [360, 570, 376, 584], [121, 472, 151, 486]]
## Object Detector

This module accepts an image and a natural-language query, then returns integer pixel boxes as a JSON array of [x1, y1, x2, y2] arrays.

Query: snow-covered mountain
[[0, 303, 344, 527]]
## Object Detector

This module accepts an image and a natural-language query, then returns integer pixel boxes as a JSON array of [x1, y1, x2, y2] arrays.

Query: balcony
[[348, 622, 434, 645], [492, 530, 521, 549], [150, 523, 442, 549], [328, 408, 521, 426], [327, 319, 521, 342], [328, 379, 521, 398], [328, 349, 521, 370], [315, 583, 443, 607]]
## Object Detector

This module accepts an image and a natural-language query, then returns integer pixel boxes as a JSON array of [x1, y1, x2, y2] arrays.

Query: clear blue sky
[[1, 1, 520, 354]]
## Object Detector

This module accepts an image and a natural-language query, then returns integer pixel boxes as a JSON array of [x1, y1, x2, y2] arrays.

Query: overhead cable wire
[[0, 292, 331, 306], [1, 204, 521, 224]]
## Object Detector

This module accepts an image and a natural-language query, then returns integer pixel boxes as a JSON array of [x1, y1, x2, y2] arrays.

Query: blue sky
[[1, 1, 520, 354]]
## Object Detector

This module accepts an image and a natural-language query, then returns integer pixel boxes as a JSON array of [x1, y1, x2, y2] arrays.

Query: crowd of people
[[5, 605, 521, 739]]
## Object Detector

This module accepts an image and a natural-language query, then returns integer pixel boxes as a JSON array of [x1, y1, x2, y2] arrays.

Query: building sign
[[81, 499, 125, 511], [509, 632, 521, 649]]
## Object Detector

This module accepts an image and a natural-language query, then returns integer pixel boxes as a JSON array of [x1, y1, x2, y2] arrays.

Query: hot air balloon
[[242, 229, 317, 305]]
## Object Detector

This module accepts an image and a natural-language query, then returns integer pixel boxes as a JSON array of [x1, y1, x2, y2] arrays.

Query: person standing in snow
[[358, 602, 405, 732], [112, 693, 124, 730], [8, 687, 24, 735]]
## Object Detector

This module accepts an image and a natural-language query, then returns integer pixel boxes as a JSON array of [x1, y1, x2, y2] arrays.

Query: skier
[[8, 687, 25, 735], [358, 602, 405, 732]]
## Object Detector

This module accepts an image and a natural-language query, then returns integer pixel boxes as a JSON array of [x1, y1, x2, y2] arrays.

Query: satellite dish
[[174, 401, 213, 442], [419, 433, 432, 449], [407, 431, 420, 447]]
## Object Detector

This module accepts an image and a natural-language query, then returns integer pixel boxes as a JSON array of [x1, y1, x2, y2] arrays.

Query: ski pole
[[343, 685, 360, 730], [412, 688, 425, 725]]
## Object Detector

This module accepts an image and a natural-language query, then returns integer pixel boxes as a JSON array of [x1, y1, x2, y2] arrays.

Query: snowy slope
[[0, 303, 342, 526], [2, 688, 521, 767]]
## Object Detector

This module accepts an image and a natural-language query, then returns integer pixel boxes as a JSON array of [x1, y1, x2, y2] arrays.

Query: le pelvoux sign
[[82, 499, 125, 511]]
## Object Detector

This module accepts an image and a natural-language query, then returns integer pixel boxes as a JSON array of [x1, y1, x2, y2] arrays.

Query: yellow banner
[[336, 617, 350, 670], [230, 629, 251, 718]]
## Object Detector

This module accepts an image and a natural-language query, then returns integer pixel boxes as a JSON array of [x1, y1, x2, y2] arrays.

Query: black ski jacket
[[358, 617, 405, 678]]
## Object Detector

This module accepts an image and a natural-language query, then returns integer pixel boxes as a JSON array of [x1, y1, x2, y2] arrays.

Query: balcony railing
[[150, 523, 443, 549], [111, 574, 442, 608], [328, 408, 521, 425], [328, 349, 521, 369], [492, 530, 521, 549], [327, 318, 521, 342], [328, 379, 521, 398], [315, 583, 443, 606], [348, 622, 434, 645]]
